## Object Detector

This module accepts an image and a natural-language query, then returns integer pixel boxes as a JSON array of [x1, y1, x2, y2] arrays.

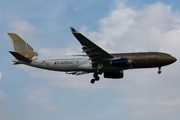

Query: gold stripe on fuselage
[[111, 52, 175, 68]]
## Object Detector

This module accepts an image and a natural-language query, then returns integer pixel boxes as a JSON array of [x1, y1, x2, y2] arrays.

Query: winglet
[[70, 27, 79, 34], [9, 51, 32, 63]]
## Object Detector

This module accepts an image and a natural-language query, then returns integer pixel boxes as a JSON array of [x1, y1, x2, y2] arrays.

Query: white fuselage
[[28, 55, 94, 72]]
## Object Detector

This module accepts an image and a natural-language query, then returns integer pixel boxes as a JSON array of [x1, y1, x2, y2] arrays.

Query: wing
[[70, 27, 114, 67], [66, 71, 89, 75]]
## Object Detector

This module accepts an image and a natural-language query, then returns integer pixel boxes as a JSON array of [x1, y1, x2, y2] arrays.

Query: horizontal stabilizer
[[13, 62, 22, 65], [9, 51, 32, 63]]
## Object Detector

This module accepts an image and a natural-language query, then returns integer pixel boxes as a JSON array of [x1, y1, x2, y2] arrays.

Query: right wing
[[70, 27, 114, 67], [66, 71, 89, 76]]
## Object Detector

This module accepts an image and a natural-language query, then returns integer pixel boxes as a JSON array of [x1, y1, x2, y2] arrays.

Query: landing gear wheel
[[93, 73, 98, 78], [91, 71, 102, 84], [158, 67, 161, 74], [91, 79, 95, 84], [95, 76, 100, 81]]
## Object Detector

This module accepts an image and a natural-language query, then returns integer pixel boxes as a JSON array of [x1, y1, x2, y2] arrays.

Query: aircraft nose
[[170, 56, 177, 63]]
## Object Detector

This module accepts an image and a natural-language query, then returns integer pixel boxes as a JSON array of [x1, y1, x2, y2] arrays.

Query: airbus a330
[[8, 27, 177, 84]]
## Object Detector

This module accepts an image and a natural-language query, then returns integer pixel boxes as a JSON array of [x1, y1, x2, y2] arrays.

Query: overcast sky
[[0, 0, 180, 120]]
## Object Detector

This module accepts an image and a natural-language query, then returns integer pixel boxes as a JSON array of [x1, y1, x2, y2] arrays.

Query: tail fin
[[7, 33, 38, 59]]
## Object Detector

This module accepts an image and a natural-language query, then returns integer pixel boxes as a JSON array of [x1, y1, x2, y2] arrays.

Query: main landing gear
[[158, 67, 161, 74], [90, 70, 102, 84]]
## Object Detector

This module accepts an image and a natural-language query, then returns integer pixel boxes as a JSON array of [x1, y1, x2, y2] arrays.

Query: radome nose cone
[[173, 57, 177, 62], [171, 56, 177, 63]]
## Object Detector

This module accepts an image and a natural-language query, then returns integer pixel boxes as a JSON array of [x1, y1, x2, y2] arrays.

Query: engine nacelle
[[104, 71, 124, 79], [110, 58, 132, 67]]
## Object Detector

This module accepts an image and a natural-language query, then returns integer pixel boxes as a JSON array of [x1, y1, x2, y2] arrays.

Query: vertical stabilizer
[[7, 33, 38, 58]]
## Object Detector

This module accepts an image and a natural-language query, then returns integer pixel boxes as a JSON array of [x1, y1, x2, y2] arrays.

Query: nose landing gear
[[158, 67, 161, 74]]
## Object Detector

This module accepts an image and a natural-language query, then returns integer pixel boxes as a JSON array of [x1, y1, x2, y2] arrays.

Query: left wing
[[70, 27, 114, 68]]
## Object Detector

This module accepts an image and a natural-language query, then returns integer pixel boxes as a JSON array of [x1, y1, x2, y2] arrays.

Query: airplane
[[8, 27, 177, 84]]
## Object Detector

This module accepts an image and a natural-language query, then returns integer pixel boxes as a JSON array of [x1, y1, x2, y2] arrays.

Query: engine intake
[[104, 71, 124, 79], [111, 58, 131, 67]]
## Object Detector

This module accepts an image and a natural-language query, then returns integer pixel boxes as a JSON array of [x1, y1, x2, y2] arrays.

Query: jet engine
[[104, 71, 124, 79], [110, 58, 132, 67]]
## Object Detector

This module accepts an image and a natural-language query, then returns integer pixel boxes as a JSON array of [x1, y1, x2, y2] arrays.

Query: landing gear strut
[[158, 67, 161, 74], [90, 70, 102, 84]]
